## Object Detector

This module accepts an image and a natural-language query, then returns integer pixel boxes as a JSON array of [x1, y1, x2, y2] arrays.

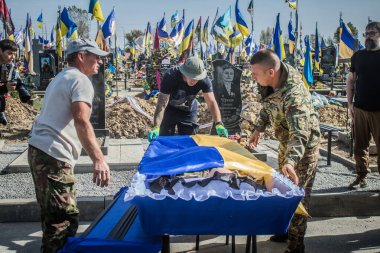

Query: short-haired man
[[148, 56, 228, 140], [347, 21, 380, 189], [28, 39, 110, 253], [249, 49, 320, 253]]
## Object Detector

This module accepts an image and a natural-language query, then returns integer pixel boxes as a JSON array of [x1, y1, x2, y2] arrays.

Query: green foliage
[[125, 30, 144, 45], [67, 6, 90, 39]]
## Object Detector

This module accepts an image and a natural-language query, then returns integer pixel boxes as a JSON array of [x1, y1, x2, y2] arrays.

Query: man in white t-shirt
[[28, 39, 109, 253]]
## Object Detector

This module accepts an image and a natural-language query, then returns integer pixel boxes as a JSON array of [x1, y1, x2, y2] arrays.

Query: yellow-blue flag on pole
[[37, 13, 43, 29], [288, 15, 295, 54], [303, 35, 313, 88], [55, 14, 63, 57], [60, 7, 78, 39], [286, 0, 297, 10], [211, 6, 234, 47], [102, 8, 116, 39], [273, 13, 286, 60], [158, 15, 169, 40], [338, 20, 362, 59], [235, 0, 249, 37], [89, 0, 104, 22]]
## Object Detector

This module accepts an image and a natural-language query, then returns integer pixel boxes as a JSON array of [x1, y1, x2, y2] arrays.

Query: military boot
[[348, 176, 367, 189], [284, 243, 305, 253], [269, 234, 288, 243]]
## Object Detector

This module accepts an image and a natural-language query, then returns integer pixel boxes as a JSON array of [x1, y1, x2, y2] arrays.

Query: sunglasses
[[363, 31, 379, 37]]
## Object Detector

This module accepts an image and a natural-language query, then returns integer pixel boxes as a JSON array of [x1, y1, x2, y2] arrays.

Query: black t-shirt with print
[[160, 67, 213, 114], [350, 49, 380, 111]]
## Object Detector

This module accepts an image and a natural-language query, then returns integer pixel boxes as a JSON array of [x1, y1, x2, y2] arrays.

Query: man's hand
[[148, 126, 160, 142], [215, 123, 228, 137], [349, 103, 354, 118], [249, 130, 263, 149], [281, 163, 299, 185], [6, 81, 16, 92], [92, 159, 110, 187]]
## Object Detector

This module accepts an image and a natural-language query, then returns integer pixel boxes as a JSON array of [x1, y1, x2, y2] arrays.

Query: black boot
[[284, 244, 305, 253], [269, 234, 288, 243]]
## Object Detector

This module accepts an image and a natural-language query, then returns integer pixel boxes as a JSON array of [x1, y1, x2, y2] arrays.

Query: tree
[[68, 6, 90, 39], [333, 22, 358, 43], [259, 27, 272, 45], [125, 29, 144, 45]]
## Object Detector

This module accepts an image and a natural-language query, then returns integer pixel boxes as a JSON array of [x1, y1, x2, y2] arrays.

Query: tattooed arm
[[153, 92, 170, 126]]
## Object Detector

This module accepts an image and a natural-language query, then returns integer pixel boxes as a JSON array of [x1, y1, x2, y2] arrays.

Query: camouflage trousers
[[28, 145, 79, 253], [279, 144, 319, 248]]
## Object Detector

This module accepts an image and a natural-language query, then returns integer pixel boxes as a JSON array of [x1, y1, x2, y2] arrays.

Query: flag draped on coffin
[[273, 13, 286, 60], [288, 16, 295, 55], [140, 135, 308, 216], [37, 13, 43, 29], [211, 6, 234, 48], [235, 0, 249, 37], [60, 7, 78, 39], [338, 20, 362, 59], [303, 35, 313, 88], [88, 0, 104, 22], [0, 0, 15, 37]]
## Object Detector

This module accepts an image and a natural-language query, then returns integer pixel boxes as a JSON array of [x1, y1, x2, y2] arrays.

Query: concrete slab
[[3, 139, 145, 174]]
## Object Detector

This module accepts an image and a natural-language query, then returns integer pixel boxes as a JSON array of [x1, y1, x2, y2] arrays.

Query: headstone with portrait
[[321, 46, 337, 75], [211, 59, 242, 135], [39, 51, 57, 90]]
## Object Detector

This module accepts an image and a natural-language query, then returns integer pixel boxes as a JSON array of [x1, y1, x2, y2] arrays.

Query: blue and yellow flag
[[170, 19, 184, 47], [303, 35, 313, 88], [170, 10, 180, 28], [202, 16, 209, 45], [286, 0, 297, 10], [211, 6, 234, 47], [145, 22, 153, 55], [55, 15, 63, 57], [229, 24, 243, 48], [338, 20, 362, 59], [288, 16, 295, 55], [158, 15, 169, 40], [273, 13, 286, 60], [245, 31, 254, 57], [60, 7, 78, 39], [37, 13, 43, 29], [102, 8, 116, 39], [235, 0, 249, 37], [89, 0, 104, 22], [179, 19, 194, 60]]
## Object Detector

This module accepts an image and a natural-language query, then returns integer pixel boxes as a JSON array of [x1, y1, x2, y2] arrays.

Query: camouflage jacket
[[254, 62, 321, 167]]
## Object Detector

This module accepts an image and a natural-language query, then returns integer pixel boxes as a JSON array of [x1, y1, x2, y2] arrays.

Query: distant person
[[249, 49, 320, 253], [346, 21, 380, 189], [148, 57, 228, 141], [28, 39, 110, 253]]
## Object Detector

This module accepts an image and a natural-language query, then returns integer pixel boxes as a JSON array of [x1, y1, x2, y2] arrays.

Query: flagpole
[[115, 33, 118, 97]]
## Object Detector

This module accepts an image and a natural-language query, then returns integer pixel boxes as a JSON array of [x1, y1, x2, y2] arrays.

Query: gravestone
[[38, 51, 57, 90], [321, 46, 337, 75], [211, 59, 242, 135]]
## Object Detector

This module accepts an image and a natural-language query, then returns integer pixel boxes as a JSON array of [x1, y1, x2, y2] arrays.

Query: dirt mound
[[0, 97, 37, 143], [106, 95, 155, 139]]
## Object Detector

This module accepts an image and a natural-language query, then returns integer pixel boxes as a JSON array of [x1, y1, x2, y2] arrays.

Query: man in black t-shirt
[[147, 57, 228, 141], [346, 21, 380, 189]]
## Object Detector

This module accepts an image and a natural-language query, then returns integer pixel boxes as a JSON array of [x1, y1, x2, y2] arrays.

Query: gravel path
[[0, 140, 379, 199]]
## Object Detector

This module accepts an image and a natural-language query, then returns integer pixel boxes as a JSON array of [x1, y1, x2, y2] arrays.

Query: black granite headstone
[[321, 46, 337, 75], [90, 64, 106, 130], [39, 52, 57, 90], [211, 59, 242, 134]]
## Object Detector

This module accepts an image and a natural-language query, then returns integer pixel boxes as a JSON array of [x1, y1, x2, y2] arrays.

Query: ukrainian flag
[[37, 13, 43, 29], [229, 24, 243, 48], [235, 0, 249, 37], [179, 19, 194, 56], [288, 17, 295, 55], [211, 6, 234, 47], [55, 17, 63, 57], [60, 7, 78, 39], [338, 21, 357, 59], [303, 35, 313, 88], [273, 13, 286, 60], [141, 135, 308, 216], [102, 8, 116, 39], [89, 0, 104, 22], [245, 32, 254, 57], [202, 16, 209, 45], [170, 10, 180, 28], [145, 22, 153, 54], [158, 15, 169, 40], [286, 0, 297, 10], [170, 19, 184, 47]]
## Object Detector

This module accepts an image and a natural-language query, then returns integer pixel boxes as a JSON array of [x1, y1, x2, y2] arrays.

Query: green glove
[[215, 122, 228, 138], [148, 126, 160, 142]]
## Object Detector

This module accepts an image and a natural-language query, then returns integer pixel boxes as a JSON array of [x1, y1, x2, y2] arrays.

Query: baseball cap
[[179, 57, 207, 80], [66, 39, 109, 57]]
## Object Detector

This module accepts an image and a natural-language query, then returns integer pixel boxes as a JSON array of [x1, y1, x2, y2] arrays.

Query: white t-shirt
[[29, 67, 94, 166]]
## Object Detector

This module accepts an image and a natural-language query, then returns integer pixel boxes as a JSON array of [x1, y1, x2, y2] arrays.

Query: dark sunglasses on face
[[363, 31, 379, 37]]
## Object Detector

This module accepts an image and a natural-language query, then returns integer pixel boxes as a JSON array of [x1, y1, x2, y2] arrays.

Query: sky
[[7, 0, 379, 46]]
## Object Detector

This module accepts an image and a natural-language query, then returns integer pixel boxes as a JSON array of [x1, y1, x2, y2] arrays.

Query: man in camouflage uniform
[[28, 40, 110, 253], [249, 49, 320, 253]]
